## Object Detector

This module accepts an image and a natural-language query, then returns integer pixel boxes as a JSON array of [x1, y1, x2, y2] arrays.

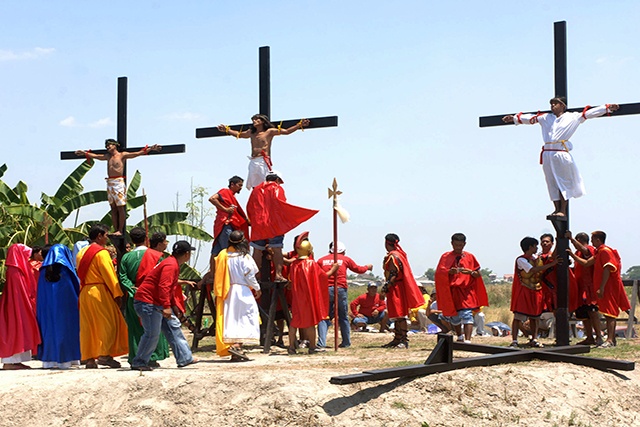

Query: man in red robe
[[287, 234, 338, 355], [246, 170, 318, 282], [381, 233, 424, 349], [510, 237, 559, 348], [568, 230, 631, 348], [208, 176, 250, 266], [435, 233, 488, 343], [567, 231, 602, 346], [0, 244, 41, 370]]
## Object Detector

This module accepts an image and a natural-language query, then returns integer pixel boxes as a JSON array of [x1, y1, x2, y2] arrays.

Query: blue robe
[[36, 244, 81, 364]]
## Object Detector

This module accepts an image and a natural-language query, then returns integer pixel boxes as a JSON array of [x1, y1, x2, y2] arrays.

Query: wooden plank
[[60, 144, 186, 160], [479, 102, 640, 128], [536, 351, 635, 371], [195, 116, 338, 139]]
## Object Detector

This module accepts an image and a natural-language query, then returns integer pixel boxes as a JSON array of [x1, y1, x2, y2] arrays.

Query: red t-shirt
[[350, 293, 386, 317], [134, 256, 180, 309], [317, 253, 369, 289]]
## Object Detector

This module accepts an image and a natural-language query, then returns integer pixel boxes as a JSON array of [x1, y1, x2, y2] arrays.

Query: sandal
[[97, 356, 121, 368], [228, 348, 250, 361], [528, 339, 544, 348]]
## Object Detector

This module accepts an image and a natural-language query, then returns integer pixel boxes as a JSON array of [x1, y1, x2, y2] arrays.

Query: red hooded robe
[[0, 244, 41, 358]]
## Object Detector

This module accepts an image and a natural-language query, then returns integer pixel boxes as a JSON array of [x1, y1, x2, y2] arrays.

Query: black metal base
[[329, 334, 635, 385]]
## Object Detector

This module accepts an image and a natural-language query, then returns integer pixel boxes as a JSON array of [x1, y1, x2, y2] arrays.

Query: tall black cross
[[479, 21, 640, 346], [195, 46, 338, 138], [60, 77, 186, 259]]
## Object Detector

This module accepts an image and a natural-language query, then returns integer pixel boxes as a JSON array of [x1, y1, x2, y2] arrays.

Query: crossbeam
[[196, 116, 338, 139], [480, 102, 640, 128], [60, 144, 185, 160]]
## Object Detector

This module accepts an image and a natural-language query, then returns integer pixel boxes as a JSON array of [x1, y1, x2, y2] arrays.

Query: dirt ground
[[1, 331, 639, 427]]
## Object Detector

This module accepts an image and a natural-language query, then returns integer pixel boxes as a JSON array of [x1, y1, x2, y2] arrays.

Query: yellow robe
[[77, 247, 129, 360], [214, 249, 231, 357]]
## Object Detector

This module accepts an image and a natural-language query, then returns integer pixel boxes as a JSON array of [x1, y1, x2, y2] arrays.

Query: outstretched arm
[[217, 124, 251, 139], [74, 149, 108, 161], [272, 119, 310, 136], [121, 144, 161, 160]]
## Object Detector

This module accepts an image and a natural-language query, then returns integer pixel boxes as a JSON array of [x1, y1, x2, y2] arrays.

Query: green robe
[[119, 248, 170, 364]]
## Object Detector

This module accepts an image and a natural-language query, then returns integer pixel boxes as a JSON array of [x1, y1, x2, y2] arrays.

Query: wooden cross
[[479, 21, 640, 346], [195, 46, 338, 139], [60, 77, 186, 260]]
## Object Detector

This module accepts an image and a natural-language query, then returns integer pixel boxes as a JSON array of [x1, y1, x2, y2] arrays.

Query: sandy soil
[[1, 332, 639, 427]]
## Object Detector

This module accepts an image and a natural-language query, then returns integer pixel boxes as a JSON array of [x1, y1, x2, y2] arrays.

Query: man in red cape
[[568, 230, 631, 348], [208, 176, 250, 264], [435, 233, 488, 343], [287, 233, 338, 355], [247, 170, 318, 282], [0, 244, 41, 370], [510, 236, 559, 348], [381, 233, 424, 349], [567, 231, 602, 346]]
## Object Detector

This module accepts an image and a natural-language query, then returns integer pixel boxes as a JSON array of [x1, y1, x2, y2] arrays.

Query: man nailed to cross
[[502, 98, 619, 217], [216, 115, 309, 190], [75, 139, 161, 235]]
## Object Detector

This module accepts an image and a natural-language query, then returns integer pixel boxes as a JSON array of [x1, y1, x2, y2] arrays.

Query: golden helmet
[[296, 240, 314, 258]]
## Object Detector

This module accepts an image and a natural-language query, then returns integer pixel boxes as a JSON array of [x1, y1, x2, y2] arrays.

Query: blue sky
[[2, 1, 639, 276]]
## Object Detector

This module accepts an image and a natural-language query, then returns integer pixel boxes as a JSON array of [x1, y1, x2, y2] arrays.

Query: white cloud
[[59, 116, 78, 127], [0, 47, 55, 61], [59, 116, 113, 128], [161, 112, 204, 121], [88, 117, 113, 128]]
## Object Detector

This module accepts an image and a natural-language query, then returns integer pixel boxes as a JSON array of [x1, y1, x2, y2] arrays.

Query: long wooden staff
[[143, 189, 150, 247], [328, 178, 342, 351]]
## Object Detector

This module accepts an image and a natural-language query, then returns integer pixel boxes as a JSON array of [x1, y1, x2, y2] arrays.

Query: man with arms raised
[[217, 115, 309, 190], [75, 139, 160, 235]]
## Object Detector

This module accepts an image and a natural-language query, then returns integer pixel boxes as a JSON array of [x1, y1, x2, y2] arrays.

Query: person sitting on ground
[[350, 283, 389, 333], [408, 286, 431, 333]]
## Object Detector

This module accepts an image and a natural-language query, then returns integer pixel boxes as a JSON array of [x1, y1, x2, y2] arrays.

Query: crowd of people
[[0, 112, 634, 370]]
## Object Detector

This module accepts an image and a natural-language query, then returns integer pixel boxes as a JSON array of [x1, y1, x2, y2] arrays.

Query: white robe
[[515, 104, 612, 201], [246, 156, 270, 191], [222, 252, 261, 343]]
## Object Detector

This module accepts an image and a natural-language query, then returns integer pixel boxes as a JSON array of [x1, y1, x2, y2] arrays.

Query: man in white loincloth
[[212, 230, 262, 362], [217, 114, 309, 190], [502, 97, 619, 217]]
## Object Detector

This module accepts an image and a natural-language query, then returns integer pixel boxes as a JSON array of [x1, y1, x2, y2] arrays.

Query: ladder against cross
[[195, 46, 338, 143], [59, 77, 186, 260], [479, 21, 640, 346]]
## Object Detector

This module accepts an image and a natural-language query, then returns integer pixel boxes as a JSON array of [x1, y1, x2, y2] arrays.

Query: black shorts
[[574, 304, 598, 320]]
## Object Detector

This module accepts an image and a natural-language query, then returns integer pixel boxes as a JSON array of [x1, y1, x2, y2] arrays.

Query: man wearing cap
[[208, 176, 250, 266], [217, 115, 310, 190], [131, 240, 197, 370], [212, 230, 261, 362], [76, 224, 128, 368], [75, 139, 161, 235], [381, 233, 424, 348], [247, 171, 318, 282], [502, 99, 619, 217], [317, 242, 373, 348], [435, 233, 489, 343], [349, 283, 388, 333]]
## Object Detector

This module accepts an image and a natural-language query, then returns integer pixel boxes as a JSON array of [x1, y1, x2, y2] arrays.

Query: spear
[[327, 178, 349, 351]]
